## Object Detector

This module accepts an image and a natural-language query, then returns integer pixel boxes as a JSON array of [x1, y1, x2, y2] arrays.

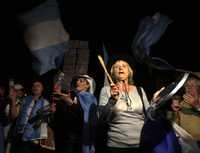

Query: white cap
[[14, 84, 24, 90]]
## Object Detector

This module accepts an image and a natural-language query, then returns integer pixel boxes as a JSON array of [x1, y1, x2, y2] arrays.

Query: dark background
[[0, 1, 199, 97]]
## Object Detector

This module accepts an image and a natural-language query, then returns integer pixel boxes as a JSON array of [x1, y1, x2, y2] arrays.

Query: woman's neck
[[117, 79, 128, 84], [116, 80, 133, 92]]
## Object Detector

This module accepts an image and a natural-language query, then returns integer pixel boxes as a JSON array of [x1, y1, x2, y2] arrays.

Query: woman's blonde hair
[[110, 60, 134, 84]]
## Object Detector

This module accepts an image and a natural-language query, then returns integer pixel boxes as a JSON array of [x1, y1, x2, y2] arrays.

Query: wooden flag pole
[[98, 55, 114, 85]]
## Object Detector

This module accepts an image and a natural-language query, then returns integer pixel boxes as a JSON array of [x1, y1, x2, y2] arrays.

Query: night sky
[[0, 1, 199, 95]]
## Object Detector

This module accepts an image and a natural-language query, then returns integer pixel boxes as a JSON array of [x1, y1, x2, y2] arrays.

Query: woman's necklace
[[122, 83, 134, 111]]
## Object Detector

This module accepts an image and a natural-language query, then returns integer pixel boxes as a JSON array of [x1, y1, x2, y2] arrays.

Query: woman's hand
[[61, 93, 74, 104], [53, 91, 75, 105], [183, 93, 200, 108], [110, 83, 120, 100], [151, 87, 165, 103]]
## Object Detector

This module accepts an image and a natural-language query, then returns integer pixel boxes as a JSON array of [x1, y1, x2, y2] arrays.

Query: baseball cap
[[14, 84, 24, 90]]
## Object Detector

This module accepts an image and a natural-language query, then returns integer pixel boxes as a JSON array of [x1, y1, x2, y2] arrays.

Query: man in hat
[[4, 83, 27, 153], [5, 84, 26, 120], [53, 74, 97, 153], [5, 83, 27, 147], [9, 80, 50, 153]]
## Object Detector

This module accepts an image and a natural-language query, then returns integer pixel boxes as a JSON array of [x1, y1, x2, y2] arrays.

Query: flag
[[17, 0, 70, 75], [131, 12, 174, 71]]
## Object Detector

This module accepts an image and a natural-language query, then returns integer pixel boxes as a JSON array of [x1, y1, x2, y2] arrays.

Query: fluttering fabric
[[77, 91, 97, 153], [15, 96, 49, 141], [131, 12, 174, 71], [17, 0, 70, 75], [140, 117, 182, 153]]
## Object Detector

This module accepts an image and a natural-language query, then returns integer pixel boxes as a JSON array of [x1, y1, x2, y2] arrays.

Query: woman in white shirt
[[98, 59, 150, 153]]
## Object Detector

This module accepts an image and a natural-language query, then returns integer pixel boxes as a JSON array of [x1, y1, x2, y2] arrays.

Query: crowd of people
[[0, 59, 200, 153]]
